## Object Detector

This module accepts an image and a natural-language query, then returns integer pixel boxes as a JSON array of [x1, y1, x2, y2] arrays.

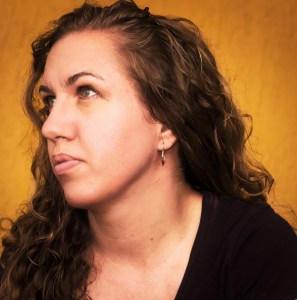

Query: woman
[[1, 0, 297, 299]]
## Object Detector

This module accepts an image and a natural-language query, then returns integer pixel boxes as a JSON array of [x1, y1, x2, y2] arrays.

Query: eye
[[77, 86, 98, 98], [43, 95, 56, 108]]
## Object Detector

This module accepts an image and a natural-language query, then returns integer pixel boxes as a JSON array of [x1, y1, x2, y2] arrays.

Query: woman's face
[[41, 31, 162, 208]]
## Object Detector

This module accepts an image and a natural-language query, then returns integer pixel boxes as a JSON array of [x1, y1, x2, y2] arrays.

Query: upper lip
[[52, 153, 80, 166]]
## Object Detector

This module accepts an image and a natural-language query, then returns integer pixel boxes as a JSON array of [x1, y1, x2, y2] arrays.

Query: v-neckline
[[174, 191, 211, 300]]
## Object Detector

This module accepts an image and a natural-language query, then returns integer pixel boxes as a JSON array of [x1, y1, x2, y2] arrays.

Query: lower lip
[[54, 160, 81, 175]]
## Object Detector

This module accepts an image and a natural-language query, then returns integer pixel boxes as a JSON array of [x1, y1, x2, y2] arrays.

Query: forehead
[[42, 30, 126, 83]]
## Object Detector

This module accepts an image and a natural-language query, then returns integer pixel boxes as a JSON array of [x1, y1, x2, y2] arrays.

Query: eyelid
[[77, 85, 102, 98], [42, 94, 56, 108], [39, 83, 103, 108], [39, 90, 54, 102]]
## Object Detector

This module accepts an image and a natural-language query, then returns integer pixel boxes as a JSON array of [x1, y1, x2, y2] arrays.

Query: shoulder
[[202, 191, 297, 300], [201, 190, 296, 242]]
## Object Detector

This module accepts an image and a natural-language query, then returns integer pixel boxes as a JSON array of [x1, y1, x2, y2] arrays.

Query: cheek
[[86, 102, 152, 138], [46, 140, 55, 157], [80, 107, 159, 165]]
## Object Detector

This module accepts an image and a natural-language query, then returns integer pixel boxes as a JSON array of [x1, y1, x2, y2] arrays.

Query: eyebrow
[[66, 71, 104, 86], [39, 71, 104, 94]]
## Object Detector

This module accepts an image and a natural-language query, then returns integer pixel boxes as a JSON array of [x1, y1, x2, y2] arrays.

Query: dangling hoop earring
[[161, 143, 166, 166]]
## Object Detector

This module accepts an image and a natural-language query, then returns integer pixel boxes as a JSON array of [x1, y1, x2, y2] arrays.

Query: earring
[[161, 144, 166, 166]]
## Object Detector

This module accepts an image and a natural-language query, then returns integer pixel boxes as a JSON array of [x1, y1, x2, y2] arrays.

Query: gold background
[[0, 0, 296, 225]]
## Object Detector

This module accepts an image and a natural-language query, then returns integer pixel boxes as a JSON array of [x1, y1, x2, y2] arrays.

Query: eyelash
[[42, 85, 100, 108], [77, 85, 99, 99], [42, 95, 56, 108]]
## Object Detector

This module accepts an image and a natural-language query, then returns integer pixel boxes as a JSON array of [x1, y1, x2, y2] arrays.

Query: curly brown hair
[[0, 0, 273, 298]]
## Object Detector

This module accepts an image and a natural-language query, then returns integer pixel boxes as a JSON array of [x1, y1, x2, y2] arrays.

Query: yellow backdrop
[[0, 0, 296, 227]]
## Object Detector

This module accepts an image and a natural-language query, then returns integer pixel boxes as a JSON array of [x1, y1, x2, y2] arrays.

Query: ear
[[157, 125, 177, 151]]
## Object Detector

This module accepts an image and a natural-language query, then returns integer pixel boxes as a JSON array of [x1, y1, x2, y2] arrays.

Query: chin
[[62, 184, 115, 210], [63, 191, 100, 209]]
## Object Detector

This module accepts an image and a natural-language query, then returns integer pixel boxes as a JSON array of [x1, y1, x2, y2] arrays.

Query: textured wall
[[0, 0, 296, 226]]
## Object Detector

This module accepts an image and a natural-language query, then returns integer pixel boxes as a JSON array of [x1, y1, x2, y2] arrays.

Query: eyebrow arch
[[39, 71, 104, 94], [66, 71, 104, 86]]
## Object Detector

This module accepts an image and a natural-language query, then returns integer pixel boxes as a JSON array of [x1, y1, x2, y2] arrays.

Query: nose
[[41, 97, 75, 142]]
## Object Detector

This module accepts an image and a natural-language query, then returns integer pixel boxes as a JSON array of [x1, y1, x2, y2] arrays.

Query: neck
[[87, 174, 202, 267]]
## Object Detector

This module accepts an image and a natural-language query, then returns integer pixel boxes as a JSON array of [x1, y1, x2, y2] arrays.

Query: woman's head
[[27, 0, 273, 202], [40, 30, 174, 207]]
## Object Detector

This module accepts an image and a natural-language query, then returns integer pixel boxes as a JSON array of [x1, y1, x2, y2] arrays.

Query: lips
[[52, 153, 81, 175]]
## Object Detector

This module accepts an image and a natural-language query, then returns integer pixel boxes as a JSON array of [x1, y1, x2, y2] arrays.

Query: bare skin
[[87, 184, 202, 300]]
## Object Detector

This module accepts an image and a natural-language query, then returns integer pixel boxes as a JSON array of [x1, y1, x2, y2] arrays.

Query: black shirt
[[175, 191, 297, 300]]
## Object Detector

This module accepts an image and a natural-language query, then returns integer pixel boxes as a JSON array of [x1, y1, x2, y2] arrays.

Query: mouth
[[52, 153, 81, 175]]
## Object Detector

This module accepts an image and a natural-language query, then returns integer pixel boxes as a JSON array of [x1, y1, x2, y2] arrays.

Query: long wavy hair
[[0, 0, 273, 298]]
